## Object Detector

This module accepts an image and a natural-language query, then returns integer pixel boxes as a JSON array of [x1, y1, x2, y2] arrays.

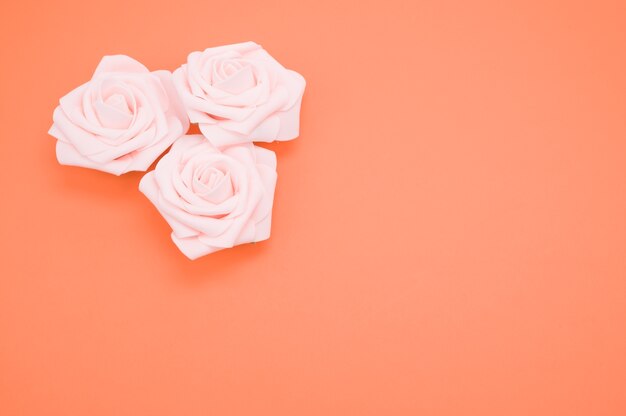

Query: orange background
[[1, 0, 626, 415]]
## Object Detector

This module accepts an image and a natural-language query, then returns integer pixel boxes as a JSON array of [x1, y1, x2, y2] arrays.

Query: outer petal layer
[[48, 55, 190, 175], [139, 135, 277, 260], [174, 42, 305, 147]]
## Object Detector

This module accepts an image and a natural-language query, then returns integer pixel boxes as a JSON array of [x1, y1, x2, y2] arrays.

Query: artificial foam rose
[[173, 42, 305, 147], [139, 134, 277, 259], [49, 55, 189, 175]]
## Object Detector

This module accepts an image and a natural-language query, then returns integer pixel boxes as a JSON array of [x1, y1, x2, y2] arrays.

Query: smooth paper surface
[[1, 1, 625, 415]]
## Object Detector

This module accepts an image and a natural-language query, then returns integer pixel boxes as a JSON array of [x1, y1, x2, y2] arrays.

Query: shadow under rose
[[44, 134, 283, 287], [257, 137, 301, 160], [46, 140, 173, 202], [51, 165, 143, 200], [165, 240, 273, 286]]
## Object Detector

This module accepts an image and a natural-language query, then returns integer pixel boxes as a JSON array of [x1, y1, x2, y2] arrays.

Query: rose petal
[[171, 234, 218, 260], [214, 64, 256, 94], [138, 134, 278, 259], [56, 141, 131, 176], [50, 55, 188, 175]]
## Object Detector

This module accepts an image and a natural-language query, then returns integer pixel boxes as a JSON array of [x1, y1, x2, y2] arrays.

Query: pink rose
[[139, 134, 277, 259], [173, 42, 305, 147], [49, 55, 189, 175]]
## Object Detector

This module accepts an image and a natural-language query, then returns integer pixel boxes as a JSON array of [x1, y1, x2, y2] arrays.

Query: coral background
[[1, 0, 625, 415]]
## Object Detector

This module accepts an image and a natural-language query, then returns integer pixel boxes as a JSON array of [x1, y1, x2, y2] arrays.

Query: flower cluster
[[49, 42, 305, 259]]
